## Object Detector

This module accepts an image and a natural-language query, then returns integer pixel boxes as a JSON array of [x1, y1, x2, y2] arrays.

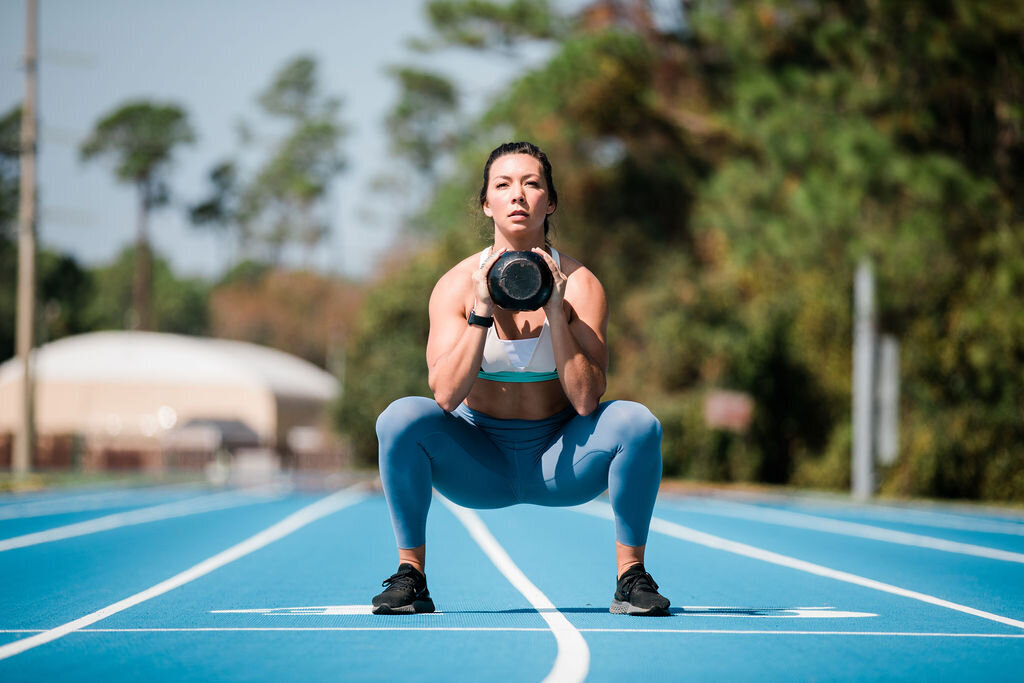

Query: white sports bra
[[477, 246, 560, 383]]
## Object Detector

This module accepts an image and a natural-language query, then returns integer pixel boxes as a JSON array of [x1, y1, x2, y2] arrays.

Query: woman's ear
[[482, 201, 493, 218]]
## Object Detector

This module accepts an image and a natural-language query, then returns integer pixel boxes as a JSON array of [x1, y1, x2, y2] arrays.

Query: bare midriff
[[464, 377, 571, 420]]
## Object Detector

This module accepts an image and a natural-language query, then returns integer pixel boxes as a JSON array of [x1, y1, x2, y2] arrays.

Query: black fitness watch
[[467, 309, 494, 328]]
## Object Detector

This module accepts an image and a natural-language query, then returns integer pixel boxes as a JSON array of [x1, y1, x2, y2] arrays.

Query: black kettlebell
[[487, 250, 553, 311]]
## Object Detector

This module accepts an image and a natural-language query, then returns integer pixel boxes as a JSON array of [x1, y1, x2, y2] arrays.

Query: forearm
[[547, 308, 606, 415]]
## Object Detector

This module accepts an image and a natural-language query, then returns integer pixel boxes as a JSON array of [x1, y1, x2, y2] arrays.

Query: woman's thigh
[[379, 397, 519, 509]]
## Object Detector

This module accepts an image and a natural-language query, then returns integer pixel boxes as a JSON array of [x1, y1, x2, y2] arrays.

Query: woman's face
[[482, 154, 555, 238]]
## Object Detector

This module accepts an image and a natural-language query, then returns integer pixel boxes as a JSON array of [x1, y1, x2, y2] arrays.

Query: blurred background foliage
[[3, 0, 1022, 501], [336, 0, 1024, 502]]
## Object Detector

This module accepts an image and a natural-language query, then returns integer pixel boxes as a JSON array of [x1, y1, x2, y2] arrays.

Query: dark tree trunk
[[132, 182, 152, 331]]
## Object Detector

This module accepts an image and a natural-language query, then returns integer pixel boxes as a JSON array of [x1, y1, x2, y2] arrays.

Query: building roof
[[0, 331, 338, 402]]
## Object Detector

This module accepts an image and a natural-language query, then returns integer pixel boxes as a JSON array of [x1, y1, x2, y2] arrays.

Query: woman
[[373, 141, 669, 616]]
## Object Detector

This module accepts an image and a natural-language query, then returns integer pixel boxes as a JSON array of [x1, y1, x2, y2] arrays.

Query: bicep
[[565, 270, 609, 371], [426, 276, 469, 370]]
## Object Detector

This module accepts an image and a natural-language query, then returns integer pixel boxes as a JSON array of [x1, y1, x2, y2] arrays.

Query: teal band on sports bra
[[477, 370, 559, 383]]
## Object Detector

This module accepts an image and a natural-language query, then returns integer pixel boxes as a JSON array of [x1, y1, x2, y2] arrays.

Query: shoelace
[[381, 570, 419, 592], [620, 569, 659, 596]]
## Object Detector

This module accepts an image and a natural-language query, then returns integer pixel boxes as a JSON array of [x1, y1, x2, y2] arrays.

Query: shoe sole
[[609, 599, 670, 617], [371, 599, 436, 615]]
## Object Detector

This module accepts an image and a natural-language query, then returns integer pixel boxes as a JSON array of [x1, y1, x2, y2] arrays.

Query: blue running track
[[1, 480, 1022, 681]]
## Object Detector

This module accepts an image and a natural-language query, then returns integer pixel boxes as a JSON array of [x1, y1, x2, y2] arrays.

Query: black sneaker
[[371, 563, 436, 615], [610, 563, 671, 616]]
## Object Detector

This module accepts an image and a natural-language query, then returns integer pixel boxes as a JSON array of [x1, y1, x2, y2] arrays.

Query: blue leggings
[[376, 396, 663, 549]]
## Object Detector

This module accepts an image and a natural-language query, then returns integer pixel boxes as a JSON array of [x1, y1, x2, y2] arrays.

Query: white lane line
[[663, 500, 1024, 563], [0, 484, 206, 520], [579, 629, 1024, 637], [0, 485, 368, 662], [576, 502, 1024, 630], [205, 604, 872, 618], [211, 605, 383, 616], [786, 502, 1024, 537], [0, 488, 285, 552], [439, 495, 589, 683], [2, 628, 1023, 638]]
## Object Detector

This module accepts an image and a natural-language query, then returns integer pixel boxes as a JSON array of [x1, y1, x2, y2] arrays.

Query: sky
[[0, 0, 567, 280]]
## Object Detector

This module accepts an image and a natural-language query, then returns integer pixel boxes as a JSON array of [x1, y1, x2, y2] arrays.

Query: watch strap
[[467, 309, 494, 328]]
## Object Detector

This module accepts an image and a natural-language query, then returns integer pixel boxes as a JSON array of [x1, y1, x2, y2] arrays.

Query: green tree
[[192, 57, 347, 266], [336, 0, 1024, 503], [239, 56, 347, 264], [0, 105, 20, 236], [80, 101, 195, 331], [0, 105, 94, 360], [386, 67, 459, 179], [419, 0, 567, 50], [0, 106, 20, 355], [83, 246, 209, 335]]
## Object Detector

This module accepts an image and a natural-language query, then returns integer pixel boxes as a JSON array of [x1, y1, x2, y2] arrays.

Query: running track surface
[[1, 479, 1022, 681]]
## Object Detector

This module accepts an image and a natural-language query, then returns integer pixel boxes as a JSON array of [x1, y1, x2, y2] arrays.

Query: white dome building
[[0, 331, 340, 470]]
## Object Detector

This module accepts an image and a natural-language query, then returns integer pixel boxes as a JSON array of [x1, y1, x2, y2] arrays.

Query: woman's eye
[[496, 182, 508, 189]]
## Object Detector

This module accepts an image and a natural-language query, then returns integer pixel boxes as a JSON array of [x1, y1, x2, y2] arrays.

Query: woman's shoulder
[[553, 249, 605, 304], [432, 250, 484, 296], [553, 249, 597, 283]]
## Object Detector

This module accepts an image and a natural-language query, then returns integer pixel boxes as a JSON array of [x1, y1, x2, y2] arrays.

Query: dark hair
[[478, 141, 558, 239]]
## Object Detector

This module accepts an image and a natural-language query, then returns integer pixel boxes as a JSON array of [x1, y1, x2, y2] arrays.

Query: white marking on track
[[2, 628, 1022, 638], [0, 487, 285, 552], [0, 485, 368, 662], [787, 501, 1024, 537], [440, 494, 590, 683], [664, 500, 1024, 563], [576, 502, 1024, 631], [211, 605, 444, 616], [207, 604, 872, 619], [682, 606, 876, 618], [0, 483, 206, 520]]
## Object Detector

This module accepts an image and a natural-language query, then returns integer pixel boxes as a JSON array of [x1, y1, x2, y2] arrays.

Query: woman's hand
[[472, 247, 508, 315], [531, 247, 568, 316]]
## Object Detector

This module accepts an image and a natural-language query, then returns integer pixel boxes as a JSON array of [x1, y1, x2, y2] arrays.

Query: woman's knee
[[376, 396, 443, 444], [602, 400, 662, 446]]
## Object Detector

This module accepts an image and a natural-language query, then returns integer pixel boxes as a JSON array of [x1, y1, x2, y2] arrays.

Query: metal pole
[[852, 259, 875, 500], [14, 0, 38, 477], [876, 335, 900, 466]]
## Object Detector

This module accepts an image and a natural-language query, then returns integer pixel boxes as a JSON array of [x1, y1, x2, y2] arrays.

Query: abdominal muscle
[[465, 377, 572, 420]]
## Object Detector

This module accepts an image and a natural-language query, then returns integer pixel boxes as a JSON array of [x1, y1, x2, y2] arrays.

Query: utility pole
[[14, 0, 39, 478]]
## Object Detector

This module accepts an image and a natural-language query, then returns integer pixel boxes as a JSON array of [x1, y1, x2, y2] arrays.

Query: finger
[[531, 247, 561, 275], [481, 247, 508, 273]]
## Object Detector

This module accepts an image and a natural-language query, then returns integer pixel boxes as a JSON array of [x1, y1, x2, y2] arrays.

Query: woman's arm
[[533, 249, 609, 416], [426, 249, 506, 411]]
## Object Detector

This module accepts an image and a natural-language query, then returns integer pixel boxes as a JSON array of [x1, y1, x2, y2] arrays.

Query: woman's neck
[[492, 231, 546, 253]]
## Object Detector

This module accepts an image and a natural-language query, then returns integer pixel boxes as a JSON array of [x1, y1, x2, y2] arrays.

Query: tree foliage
[[80, 101, 195, 330], [0, 106, 20, 237], [386, 67, 459, 178], [420, 0, 567, 49], [193, 56, 347, 265], [335, 0, 1024, 501], [79, 102, 195, 194], [82, 246, 209, 336], [209, 265, 362, 369]]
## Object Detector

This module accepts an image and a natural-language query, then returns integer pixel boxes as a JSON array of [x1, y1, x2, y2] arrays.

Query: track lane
[[2, 494, 557, 682]]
